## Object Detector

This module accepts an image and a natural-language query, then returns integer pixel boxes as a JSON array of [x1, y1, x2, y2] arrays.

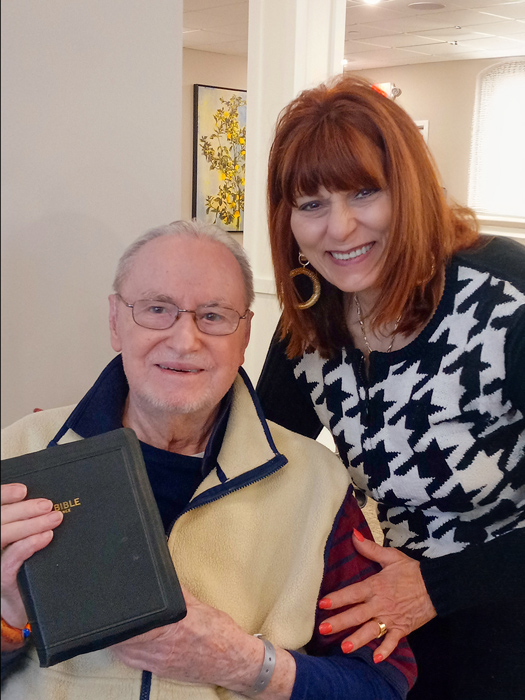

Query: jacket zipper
[[167, 454, 287, 533], [141, 455, 287, 699], [139, 670, 152, 699]]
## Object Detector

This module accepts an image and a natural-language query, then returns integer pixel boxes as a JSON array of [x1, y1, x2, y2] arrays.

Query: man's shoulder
[[232, 369, 349, 490], [1, 405, 76, 459], [267, 418, 348, 476]]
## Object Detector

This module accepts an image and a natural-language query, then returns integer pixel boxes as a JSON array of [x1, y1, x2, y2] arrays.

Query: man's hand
[[1, 483, 63, 647], [319, 530, 436, 663], [113, 587, 296, 698]]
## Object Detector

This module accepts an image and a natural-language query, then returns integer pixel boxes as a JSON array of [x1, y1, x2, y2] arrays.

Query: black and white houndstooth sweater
[[258, 236, 525, 563]]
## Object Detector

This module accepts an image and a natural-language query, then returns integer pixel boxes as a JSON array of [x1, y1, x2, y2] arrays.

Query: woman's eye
[[354, 188, 380, 200], [298, 200, 321, 212]]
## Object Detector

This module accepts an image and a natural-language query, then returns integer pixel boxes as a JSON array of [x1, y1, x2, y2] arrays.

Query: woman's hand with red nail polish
[[318, 532, 436, 662]]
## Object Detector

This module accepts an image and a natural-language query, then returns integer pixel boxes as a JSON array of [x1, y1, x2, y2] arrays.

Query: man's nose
[[326, 201, 358, 241], [164, 311, 202, 352]]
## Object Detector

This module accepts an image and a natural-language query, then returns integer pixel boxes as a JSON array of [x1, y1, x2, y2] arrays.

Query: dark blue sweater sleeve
[[256, 323, 323, 439], [289, 649, 406, 700]]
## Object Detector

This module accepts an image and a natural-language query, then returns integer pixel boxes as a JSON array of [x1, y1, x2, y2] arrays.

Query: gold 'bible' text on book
[[53, 498, 81, 514]]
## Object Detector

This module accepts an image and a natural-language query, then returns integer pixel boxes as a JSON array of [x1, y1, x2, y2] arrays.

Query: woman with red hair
[[258, 74, 525, 700]]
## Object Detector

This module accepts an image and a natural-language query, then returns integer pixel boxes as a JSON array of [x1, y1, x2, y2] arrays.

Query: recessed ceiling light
[[362, 0, 382, 5], [408, 2, 446, 9]]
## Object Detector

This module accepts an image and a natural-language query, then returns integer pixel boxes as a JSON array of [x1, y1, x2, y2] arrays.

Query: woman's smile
[[330, 242, 375, 262]]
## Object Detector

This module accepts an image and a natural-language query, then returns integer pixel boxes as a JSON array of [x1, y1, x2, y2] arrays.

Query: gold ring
[[375, 620, 387, 639]]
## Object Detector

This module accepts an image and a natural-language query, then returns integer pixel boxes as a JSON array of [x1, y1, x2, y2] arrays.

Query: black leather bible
[[1, 428, 187, 667]]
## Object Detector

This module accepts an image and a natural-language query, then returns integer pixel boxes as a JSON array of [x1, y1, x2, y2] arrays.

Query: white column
[[242, 0, 346, 384]]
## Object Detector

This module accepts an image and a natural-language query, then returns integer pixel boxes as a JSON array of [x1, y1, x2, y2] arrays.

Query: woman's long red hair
[[267, 75, 479, 358]]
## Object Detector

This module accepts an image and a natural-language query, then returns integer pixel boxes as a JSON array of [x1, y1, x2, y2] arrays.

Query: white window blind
[[468, 60, 525, 220]]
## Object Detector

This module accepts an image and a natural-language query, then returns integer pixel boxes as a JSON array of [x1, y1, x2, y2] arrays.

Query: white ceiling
[[183, 0, 525, 70]]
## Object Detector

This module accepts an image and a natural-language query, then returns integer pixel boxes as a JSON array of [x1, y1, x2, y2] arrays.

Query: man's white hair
[[113, 220, 254, 307]]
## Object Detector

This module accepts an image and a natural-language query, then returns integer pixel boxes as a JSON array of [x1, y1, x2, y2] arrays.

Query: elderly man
[[1, 221, 415, 699]]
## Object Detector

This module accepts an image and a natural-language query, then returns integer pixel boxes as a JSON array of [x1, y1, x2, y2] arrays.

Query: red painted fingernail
[[341, 641, 353, 654], [353, 528, 365, 542], [318, 598, 332, 609], [319, 622, 332, 635], [374, 654, 383, 664]]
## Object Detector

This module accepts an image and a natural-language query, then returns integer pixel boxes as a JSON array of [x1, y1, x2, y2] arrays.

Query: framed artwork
[[192, 84, 247, 232]]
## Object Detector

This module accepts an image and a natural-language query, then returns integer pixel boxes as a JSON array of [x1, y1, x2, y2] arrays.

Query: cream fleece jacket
[[2, 374, 350, 700]]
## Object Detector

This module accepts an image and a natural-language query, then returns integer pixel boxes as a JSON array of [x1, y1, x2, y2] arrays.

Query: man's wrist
[[237, 644, 296, 699], [244, 635, 276, 696], [220, 630, 295, 699]]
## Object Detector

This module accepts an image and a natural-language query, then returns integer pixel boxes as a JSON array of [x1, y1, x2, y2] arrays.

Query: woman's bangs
[[281, 121, 386, 204]]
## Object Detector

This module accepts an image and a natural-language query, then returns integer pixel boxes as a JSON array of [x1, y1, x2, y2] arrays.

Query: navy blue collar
[[49, 354, 233, 480]]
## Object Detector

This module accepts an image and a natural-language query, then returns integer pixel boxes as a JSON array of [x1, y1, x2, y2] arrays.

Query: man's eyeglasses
[[116, 295, 249, 336]]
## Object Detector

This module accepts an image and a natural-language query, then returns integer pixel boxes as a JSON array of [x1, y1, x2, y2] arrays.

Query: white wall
[[1, 1, 183, 427]]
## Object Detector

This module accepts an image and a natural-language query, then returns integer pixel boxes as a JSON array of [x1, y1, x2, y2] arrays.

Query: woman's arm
[[420, 527, 525, 616], [256, 324, 322, 440]]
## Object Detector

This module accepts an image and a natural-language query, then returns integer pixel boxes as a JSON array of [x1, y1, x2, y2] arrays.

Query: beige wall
[[1, 1, 183, 428]]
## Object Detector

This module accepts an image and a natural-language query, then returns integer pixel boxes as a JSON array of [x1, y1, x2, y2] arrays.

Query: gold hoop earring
[[289, 253, 321, 310]]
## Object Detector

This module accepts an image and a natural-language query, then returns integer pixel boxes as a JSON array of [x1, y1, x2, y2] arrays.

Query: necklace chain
[[354, 294, 401, 357]]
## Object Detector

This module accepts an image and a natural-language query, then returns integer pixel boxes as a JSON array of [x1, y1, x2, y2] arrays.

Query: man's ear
[[239, 310, 253, 364], [108, 294, 122, 352], [244, 310, 253, 347]]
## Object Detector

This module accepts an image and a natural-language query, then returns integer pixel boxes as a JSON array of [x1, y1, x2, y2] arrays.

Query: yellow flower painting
[[193, 85, 247, 232]]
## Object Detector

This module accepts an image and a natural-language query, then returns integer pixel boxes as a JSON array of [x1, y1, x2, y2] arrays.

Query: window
[[468, 60, 525, 220]]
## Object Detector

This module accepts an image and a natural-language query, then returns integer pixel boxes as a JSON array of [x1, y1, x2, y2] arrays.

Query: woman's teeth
[[331, 243, 373, 260]]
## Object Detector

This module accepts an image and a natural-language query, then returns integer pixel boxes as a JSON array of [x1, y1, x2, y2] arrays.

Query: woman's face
[[290, 186, 392, 298]]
